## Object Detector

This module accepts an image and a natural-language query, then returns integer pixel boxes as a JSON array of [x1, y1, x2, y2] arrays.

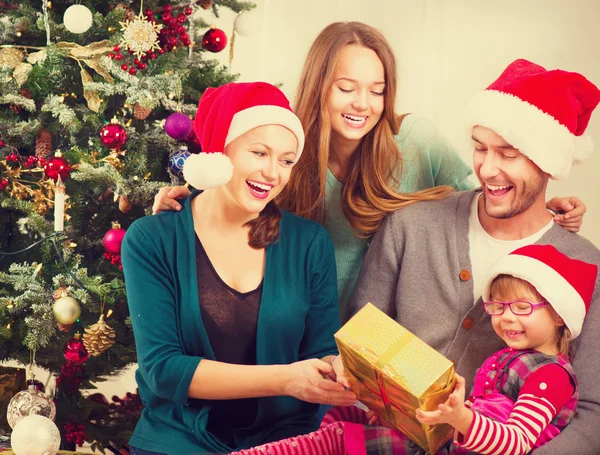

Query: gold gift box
[[335, 303, 456, 454]]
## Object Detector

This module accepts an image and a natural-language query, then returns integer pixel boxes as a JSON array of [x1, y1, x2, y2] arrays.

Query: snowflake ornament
[[119, 12, 162, 59]]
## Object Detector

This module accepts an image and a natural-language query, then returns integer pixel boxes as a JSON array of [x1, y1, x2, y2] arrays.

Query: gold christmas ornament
[[133, 103, 152, 120], [83, 314, 116, 356], [52, 294, 81, 325], [6, 385, 56, 429], [119, 11, 162, 59]]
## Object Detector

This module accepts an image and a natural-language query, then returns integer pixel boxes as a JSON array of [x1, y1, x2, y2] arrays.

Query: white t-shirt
[[468, 193, 554, 304]]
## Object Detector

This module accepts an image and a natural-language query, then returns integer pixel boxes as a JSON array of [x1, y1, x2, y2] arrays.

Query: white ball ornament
[[63, 5, 93, 34], [233, 10, 261, 37], [52, 294, 81, 325], [7, 385, 57, 429], [11, 415, 61, 455]]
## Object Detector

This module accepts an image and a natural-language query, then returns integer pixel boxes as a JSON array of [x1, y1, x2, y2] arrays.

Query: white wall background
[[208, 0, 600, 245], [6, 0, 599, 417]]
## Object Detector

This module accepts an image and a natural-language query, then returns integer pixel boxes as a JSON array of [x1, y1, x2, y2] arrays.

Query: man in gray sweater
[[348, 59, 600, 454]]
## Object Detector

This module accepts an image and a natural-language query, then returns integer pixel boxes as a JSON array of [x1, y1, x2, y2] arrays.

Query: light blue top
[[324, 114, 475, 316]]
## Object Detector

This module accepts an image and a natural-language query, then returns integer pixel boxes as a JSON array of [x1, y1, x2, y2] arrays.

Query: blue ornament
[[168, 146, 190, 179]]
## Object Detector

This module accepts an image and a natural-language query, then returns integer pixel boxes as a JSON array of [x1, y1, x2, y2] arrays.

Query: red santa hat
[[466, 59, 600, 180], [482, 244, 598, 339], [183, 82, 304, 189]]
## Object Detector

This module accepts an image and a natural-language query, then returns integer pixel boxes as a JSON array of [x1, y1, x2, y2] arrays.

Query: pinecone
[[133, 103, 152, 120], [118, 194, 132, 213], [198, 0, 213, 10], [113, 3, 136, 21], [35, 129, 53, 158], [83, 315, 116, 357], [53, 286, 68, 300], [10, 88, 32, 114]]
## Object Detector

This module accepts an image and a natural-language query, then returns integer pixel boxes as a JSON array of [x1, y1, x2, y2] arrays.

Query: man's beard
[[482, 172, 545, 219]]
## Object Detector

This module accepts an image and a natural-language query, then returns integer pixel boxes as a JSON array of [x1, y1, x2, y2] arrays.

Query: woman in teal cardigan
[[122, 82, 355, 455]]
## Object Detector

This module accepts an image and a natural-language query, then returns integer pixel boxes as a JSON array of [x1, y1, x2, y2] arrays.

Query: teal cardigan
[[121, 193, 340, 454]]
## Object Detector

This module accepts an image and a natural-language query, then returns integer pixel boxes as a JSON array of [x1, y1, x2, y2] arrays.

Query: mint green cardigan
[[325, 114, 475, 315], [121, 193, 340, 454]]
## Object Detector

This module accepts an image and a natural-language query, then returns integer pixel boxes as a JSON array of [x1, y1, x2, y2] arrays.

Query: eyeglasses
[[483, 300, 548, 316]]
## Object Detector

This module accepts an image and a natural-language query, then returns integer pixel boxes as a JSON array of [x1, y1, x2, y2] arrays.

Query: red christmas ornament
[[63, 334, 90, 365], [0, 179, 8, 191], [121, 64, 129, 71], [185, 7, 193, 15], [129, 67, 137, 75], [108, 53, 115, 59], [164, 4, 172, 12], [113, 45, 120, 52], [115, 53, 123, 61], [99, 123, 127, 150], [44, 155, 71, 182], [103, 222, 126, 255], [202, 27, 227, 53], [0, 140, 4, 147]]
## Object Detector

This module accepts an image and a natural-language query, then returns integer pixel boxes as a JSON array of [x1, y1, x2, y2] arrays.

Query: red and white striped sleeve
[[454, 364, 574, 455]]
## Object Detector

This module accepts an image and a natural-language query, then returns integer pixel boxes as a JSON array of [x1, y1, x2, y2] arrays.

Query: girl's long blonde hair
[[276, 22, 453, 237]]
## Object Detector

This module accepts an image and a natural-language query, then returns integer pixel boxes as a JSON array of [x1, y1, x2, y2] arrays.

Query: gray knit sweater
[[348, 189, 600, 454]]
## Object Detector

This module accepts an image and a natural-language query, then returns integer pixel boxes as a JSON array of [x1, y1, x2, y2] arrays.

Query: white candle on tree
[[54, 176, 66, 232]]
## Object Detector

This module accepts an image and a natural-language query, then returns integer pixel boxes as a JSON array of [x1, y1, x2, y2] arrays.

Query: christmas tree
[[0, 0, 253, 451]]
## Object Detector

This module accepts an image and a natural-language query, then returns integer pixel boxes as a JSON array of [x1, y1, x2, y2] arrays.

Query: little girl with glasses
[[414, 244, 597, 455]]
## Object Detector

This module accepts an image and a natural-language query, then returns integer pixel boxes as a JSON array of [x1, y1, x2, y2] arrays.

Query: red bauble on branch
[[44, 154, 71, 182], [63, 333, 90, 365], [202, 27, 227, 53], [99, 123, 127, 150], [103, 222, 126, 255]]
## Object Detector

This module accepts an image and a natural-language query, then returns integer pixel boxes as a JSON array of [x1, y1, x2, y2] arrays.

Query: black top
[[195, 235, 261, 445]]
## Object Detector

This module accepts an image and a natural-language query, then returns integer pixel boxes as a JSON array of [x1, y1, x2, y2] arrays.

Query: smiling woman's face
[[222, 124, 298, 214], [326, 44, 386, 149]]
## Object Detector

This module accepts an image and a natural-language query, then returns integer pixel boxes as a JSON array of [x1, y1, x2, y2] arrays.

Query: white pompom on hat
[[466, 59, 600, 180], [183, 82, 304, 189]]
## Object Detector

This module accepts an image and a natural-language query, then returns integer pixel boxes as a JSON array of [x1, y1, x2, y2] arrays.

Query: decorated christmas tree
[[0, 0, 254, 452]]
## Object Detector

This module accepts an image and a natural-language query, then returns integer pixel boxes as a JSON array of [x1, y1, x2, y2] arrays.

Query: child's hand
[[366, 409, 379, 425], [415, 375, 472, 433], [329, 355, 351, 388]]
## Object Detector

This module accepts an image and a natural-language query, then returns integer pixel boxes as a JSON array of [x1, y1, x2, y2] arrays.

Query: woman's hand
[[282, 359, 356, 406], [546, 196, 586, 233], [152, 186, 191, 214]]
